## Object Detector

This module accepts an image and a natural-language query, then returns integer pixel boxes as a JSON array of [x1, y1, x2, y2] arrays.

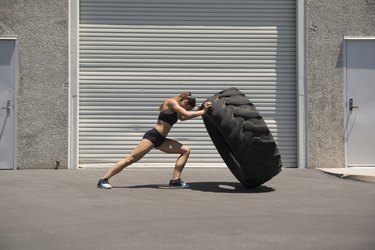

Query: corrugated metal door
[[79, 0, 297, 167]]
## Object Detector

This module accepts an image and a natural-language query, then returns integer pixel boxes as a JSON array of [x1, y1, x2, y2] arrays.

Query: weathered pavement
[[0, 168, 374, 250]]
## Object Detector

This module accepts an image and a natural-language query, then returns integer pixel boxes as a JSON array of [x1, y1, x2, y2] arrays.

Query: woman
[[97, 92, 212, 189]]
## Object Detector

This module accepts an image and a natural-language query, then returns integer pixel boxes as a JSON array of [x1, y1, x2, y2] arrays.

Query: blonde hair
[[159, 92, 195, 110]]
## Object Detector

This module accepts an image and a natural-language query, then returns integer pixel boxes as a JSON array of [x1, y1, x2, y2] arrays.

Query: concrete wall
[[0, 0, 69, 169], [307, 0, 375, 168], [1, 0, 375, 169]]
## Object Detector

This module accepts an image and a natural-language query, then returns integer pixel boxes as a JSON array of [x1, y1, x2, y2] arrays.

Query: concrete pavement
[[318, 167, 375, 183], [0, 168, 374, 250]]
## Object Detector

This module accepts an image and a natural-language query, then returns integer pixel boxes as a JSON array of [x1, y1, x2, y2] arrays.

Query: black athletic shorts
[[143, 128, 166, 148]]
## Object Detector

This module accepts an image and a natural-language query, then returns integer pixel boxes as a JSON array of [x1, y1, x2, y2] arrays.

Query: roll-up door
[[79, 0, 297, 167]]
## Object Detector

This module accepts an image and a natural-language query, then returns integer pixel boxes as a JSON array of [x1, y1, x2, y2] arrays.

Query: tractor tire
[[202, 87, 282, 188]]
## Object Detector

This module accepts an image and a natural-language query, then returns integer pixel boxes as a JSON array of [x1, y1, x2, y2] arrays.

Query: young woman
[[97, 92, 212, 189]]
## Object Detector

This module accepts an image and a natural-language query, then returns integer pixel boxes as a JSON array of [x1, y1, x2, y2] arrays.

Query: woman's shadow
[[113, 181, 275, 193]]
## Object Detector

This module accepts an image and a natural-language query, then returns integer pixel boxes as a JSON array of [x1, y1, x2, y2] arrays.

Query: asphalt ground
[[0, 168, 374, 250]]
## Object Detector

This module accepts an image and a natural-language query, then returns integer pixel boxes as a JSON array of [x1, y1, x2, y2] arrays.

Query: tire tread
[[202, 87, 282, 188]]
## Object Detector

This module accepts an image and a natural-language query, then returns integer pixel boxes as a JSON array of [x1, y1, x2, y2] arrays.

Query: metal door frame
[[343, 37, 375, 167], [0, 36, 18, 170], [68, 0, 307, 169]]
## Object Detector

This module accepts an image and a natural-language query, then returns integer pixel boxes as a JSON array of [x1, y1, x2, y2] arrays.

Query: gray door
[[78, 0, 297, 167], [0, 39, 16, 169], [346, 39, 375, 167]]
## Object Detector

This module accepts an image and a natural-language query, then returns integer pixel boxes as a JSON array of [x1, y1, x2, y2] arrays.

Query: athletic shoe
[[97, 178, 112, 189], [169, 178, 190, 189]]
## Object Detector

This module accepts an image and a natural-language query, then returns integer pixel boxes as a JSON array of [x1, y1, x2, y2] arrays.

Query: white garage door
[[79, 0, 297, 167]]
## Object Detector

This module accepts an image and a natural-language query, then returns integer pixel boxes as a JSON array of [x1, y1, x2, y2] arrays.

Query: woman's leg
[[102, 139, 154, 180], [157, 138, 190, 180]]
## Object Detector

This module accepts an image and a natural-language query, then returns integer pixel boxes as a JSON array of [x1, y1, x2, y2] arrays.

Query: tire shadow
[[113, 182, 275, 193], [190, 182, 275, 193]]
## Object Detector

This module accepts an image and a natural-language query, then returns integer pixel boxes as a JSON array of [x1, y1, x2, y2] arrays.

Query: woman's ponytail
[[159, 92, 194, 110]]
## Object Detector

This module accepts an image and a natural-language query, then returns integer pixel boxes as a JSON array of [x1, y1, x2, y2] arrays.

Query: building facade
[[0, 0, 374, 169]]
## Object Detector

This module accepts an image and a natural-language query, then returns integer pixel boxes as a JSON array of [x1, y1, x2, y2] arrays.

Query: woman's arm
[[166, 98, 211, 121]]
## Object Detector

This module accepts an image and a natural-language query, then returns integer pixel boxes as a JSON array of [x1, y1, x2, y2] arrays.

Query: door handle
[[349, 98, 359, 111], [1, 100, 11, 113]]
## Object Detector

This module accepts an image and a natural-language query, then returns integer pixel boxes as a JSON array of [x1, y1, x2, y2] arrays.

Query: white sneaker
[[169, 178, 190, 189], [97, 179, 112, 189]]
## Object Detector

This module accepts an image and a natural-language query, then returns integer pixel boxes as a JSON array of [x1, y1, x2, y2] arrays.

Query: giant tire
[[202, 88, 282, 188]]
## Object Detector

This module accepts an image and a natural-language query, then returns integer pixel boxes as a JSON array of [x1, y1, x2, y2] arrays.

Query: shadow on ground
[[112, 181, 275, 193]]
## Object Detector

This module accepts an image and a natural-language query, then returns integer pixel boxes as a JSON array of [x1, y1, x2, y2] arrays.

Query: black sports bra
[[158, 111, 178, 126]]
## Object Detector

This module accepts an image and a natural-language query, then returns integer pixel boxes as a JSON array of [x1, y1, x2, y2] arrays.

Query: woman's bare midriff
[[154, 120, 173, 137]]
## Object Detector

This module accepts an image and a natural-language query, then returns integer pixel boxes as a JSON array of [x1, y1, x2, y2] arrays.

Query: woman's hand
[[199, 102, 212, 113]]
